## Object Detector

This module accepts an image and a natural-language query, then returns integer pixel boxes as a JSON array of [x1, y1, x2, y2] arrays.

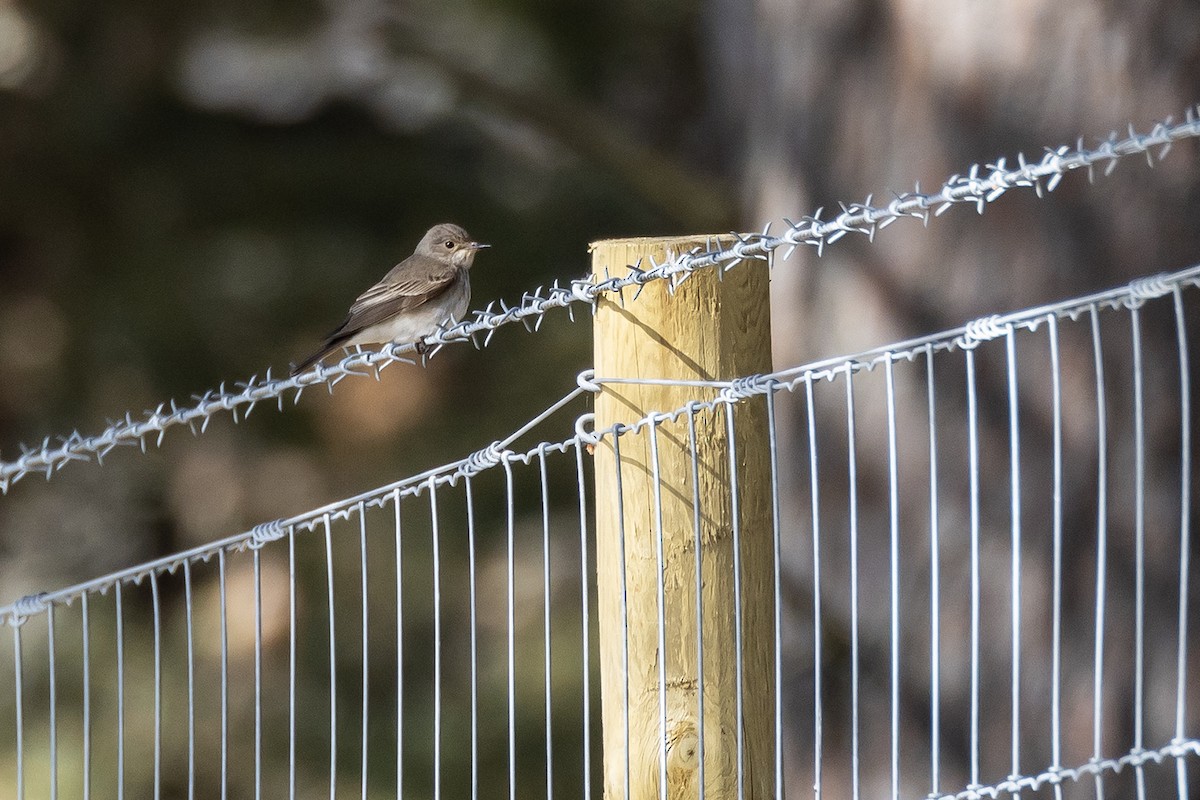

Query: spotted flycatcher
[[292, 223, 489, 375]]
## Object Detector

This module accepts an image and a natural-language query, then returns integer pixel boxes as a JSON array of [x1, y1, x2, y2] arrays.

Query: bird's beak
[[468, 241, 490, 250]]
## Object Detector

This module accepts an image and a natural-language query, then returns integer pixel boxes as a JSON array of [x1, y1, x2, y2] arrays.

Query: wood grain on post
[[591, 236, 774, 800]]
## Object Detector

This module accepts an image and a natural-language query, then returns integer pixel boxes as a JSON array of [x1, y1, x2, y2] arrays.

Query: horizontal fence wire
[[1, 260, 1197, 800], [3, 109, 1200, 491]]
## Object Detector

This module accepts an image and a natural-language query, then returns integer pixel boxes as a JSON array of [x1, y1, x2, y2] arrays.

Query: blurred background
[[0, 0, 1198, 798]]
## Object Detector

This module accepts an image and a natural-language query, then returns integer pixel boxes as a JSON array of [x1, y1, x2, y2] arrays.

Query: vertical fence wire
[[116, 579, 126, 800], [1172, 287, 1192, 800], [884, 356, 901, 800], [503, 456, 517, 800], [216, 552, 226, 800], [685, 406, 707, 800], [926, 343, 941, 799], [1130, 304, 1147, 800], [965, 346, 982, 792], [251, 548, 262, 800], [430, 481, 443, 800], [323, 513, 337, 800], [394, 489, 404, 800], [724, 403, 746, 800], [288, 524, 298, 800], [13, 612, 24, 800], [647, 422, 669, 800], [1005, 327, 1022, 785], [612, 430, 631, 800], [183, 561, 196, 800], [806, 373, 825, 800], [1090, 305, 1110, 800], [1048, 314, 1065, 800], [81, 592, 92, 800], [539, 447, 555, 800], [766, 388, 785, 800], [842, 369, 859, 800], [360, 502, 370, 800], [650, 421, 672, 800], [150, 571, 162, 800], [465, 475, 480, 800], [46, 602, 56, 800], [574, 439, 593, 800]]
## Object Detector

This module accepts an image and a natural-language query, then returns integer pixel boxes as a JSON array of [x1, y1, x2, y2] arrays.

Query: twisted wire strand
[[930, 739, 1200, 800], [3, 262, 1196, 624], [1, 109, 1198, 491]]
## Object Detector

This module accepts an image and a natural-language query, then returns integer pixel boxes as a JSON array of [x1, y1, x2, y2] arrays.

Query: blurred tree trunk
[[701, 0, 1200, 795]]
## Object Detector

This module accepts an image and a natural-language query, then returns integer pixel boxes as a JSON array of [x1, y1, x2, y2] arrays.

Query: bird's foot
[[412, 338, 432, 366]]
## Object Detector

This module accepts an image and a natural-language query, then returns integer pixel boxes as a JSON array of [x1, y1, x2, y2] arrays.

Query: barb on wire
[[2, 108, 1199, 492]]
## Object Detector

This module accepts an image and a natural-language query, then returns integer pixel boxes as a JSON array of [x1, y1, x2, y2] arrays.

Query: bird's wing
[[290, 256, 462, 376], [337, 259, 462, 335]]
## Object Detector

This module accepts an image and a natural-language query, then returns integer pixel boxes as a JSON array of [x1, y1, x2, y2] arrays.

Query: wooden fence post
[[591, 235, 774, 800]]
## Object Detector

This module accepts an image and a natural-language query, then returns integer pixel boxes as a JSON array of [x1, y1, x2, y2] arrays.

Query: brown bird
[[292, 223, 489, 375]]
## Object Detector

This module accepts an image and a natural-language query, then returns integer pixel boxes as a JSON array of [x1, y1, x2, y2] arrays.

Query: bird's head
[[418, 223, 490, 268]]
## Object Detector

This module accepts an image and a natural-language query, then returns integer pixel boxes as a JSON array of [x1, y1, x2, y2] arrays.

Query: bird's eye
[[444, 241, 455, 249]]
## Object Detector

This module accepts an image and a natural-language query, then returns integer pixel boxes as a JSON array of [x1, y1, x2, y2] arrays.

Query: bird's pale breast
[[344, 271, 471, 347]]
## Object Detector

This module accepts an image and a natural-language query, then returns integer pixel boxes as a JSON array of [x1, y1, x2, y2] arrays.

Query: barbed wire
[[2, 108, 1199, 492], [0, 387, 590, 625], [2, 261, 1194, 623], [932, 739, 1199, 800]]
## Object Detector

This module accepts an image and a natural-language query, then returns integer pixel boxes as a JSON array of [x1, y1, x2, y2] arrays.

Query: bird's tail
[[290, 337, 348, 377], [290, 351, 323, 377]]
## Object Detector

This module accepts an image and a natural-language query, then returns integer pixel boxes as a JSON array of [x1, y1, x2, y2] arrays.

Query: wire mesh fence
[[1, 110, 1199, 800], [0, 261, 1196, 800], [0, 438, 600, 800]]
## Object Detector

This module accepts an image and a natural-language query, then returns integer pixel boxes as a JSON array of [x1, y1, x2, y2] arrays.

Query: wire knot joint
[[576, 369, 602, 393], [11, 592, 48, 624], [1124, 274, 1173, 307], [464, 442, 506, 477], [957, 315, 1008, 349], [249, 519, 288, 548], [721, 374, 775, 402], [574, 412, 600, 446]]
